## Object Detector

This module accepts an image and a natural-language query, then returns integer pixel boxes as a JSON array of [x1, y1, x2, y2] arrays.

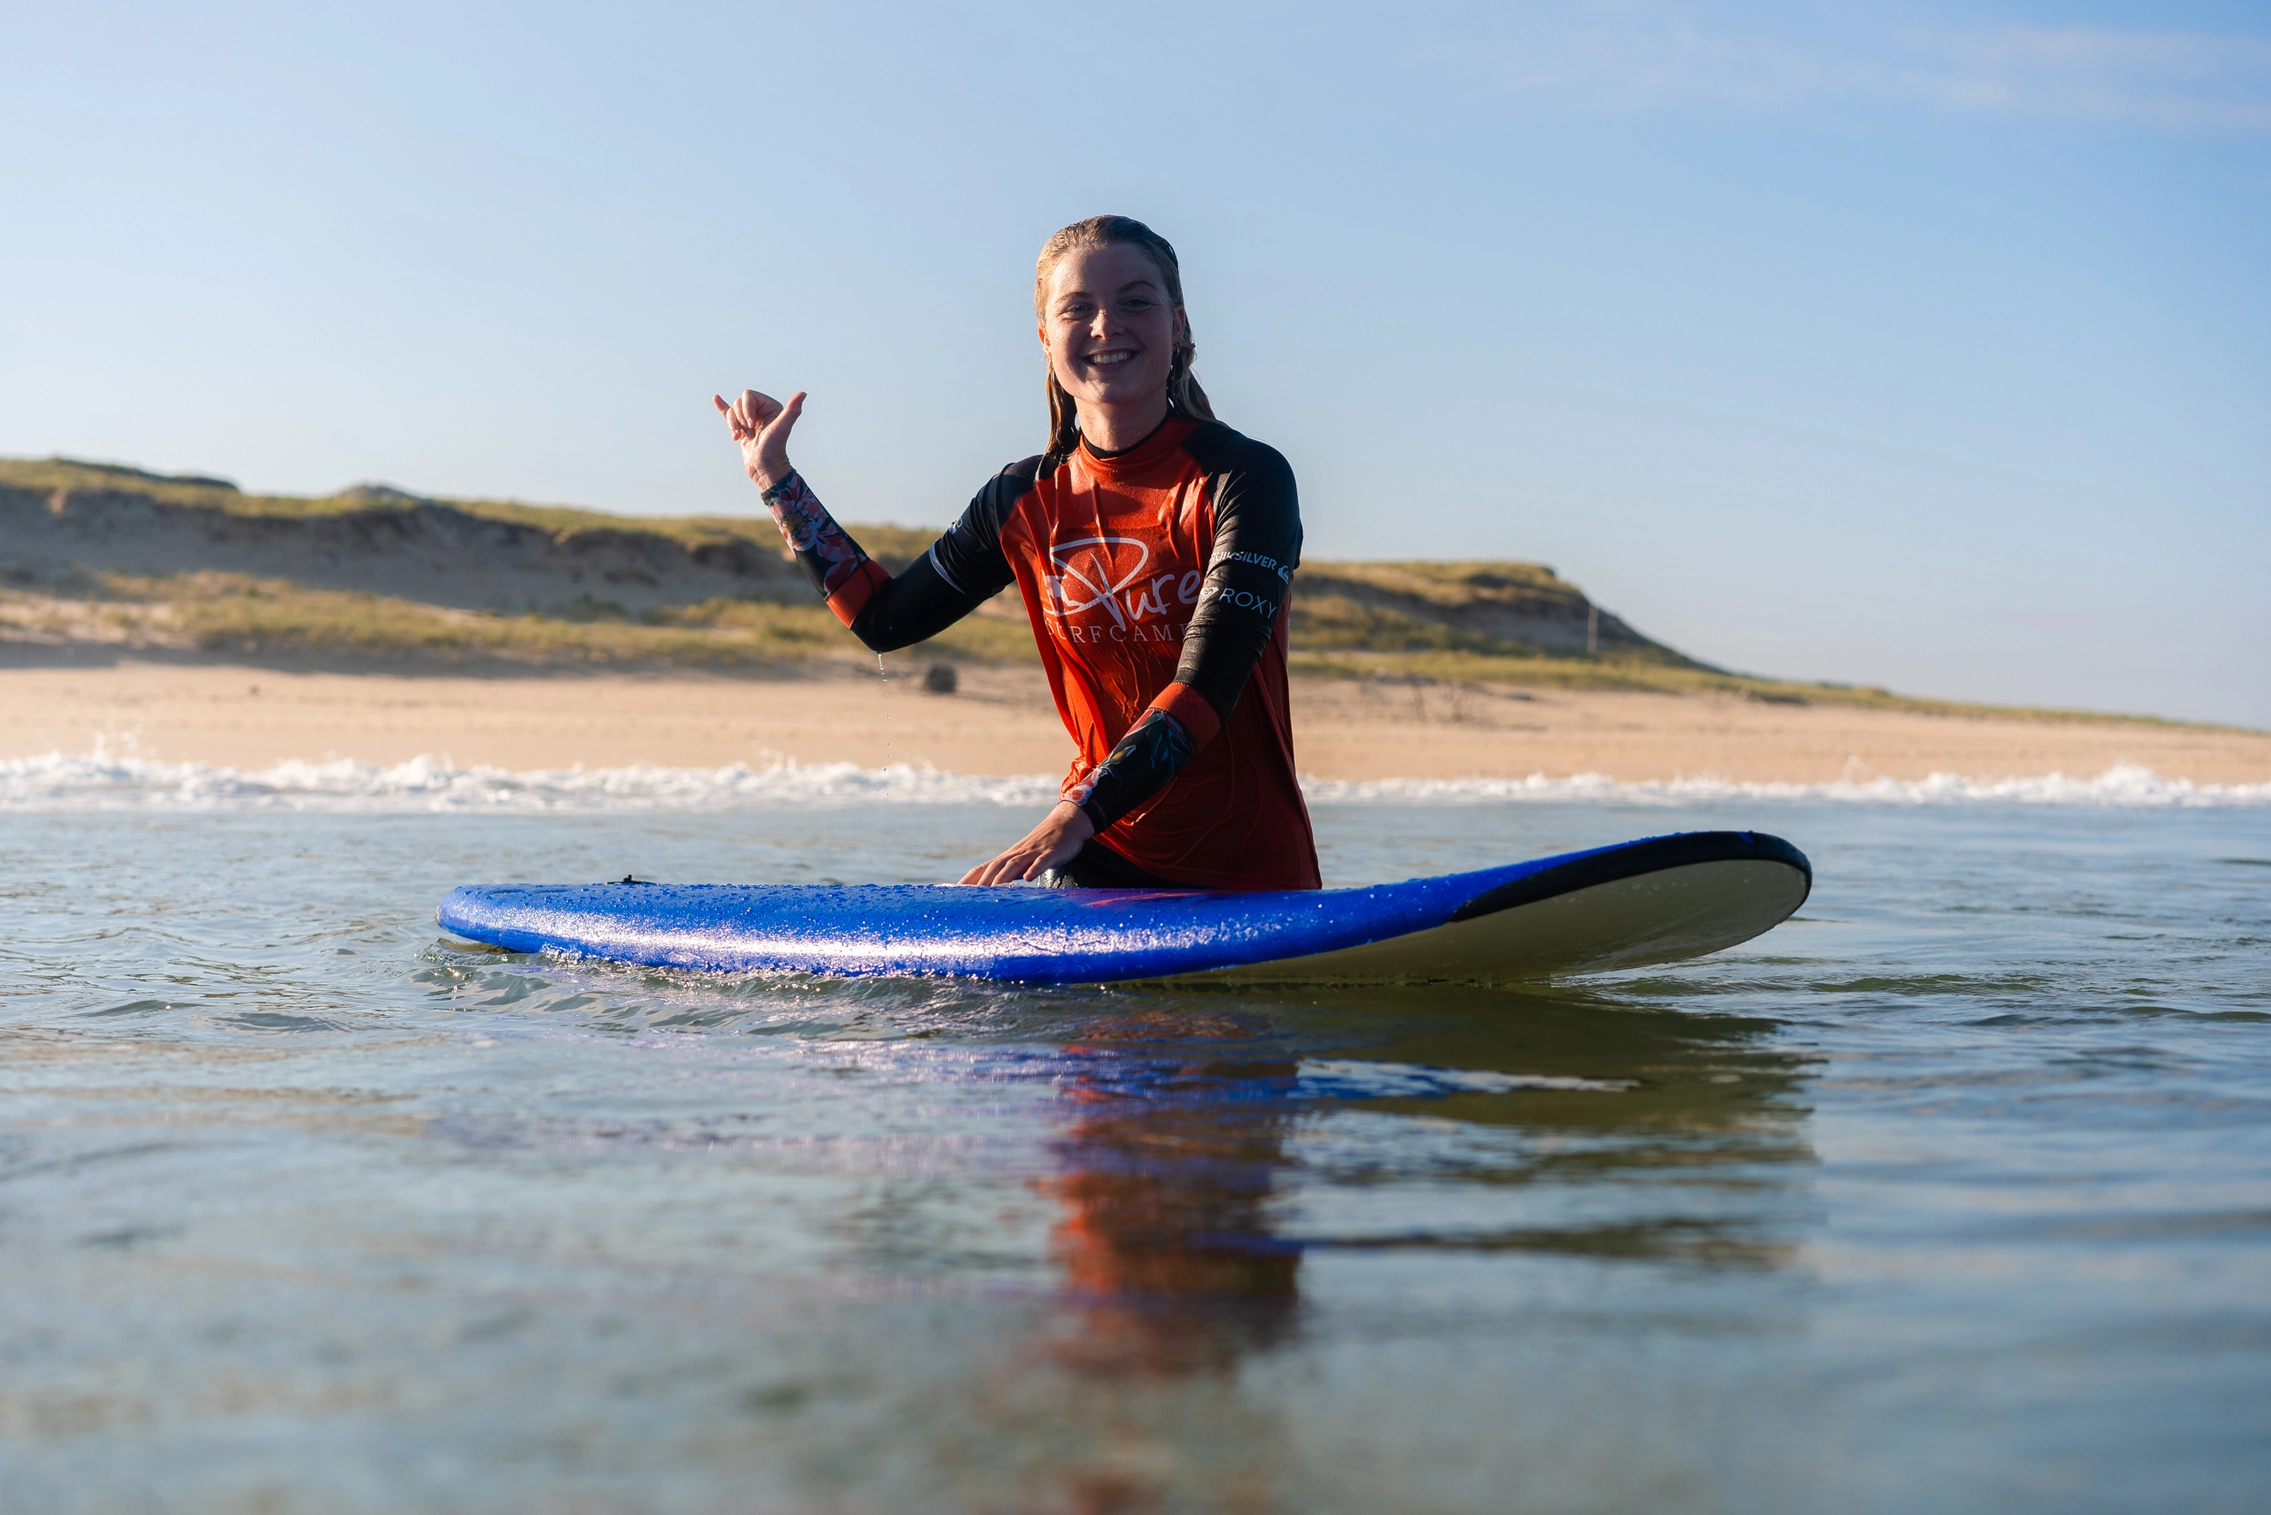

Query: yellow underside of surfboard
[[1169, 859, 1809, 986]]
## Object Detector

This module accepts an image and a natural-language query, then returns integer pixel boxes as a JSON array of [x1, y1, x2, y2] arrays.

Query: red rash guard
[[757, 416, 1320, 891]]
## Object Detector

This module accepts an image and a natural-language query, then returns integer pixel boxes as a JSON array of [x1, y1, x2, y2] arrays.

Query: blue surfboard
[[437, 831, 1811, 986]]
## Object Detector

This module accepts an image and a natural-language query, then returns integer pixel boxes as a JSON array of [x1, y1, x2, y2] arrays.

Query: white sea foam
[[1302, 762, 2271, 809], [0, 746, 1060, 814], [1, 748, 2262, 813]]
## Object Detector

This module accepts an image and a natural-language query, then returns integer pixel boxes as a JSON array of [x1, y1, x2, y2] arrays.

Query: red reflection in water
[[1041, 1045, 1303, 1379]]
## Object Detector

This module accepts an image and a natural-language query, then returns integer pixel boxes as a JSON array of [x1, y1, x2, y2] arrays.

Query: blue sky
[[5, 1, 2267, 725]]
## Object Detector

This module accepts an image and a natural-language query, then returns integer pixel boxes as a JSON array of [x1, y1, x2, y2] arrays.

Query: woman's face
[[1039, 243, 1186, 413]]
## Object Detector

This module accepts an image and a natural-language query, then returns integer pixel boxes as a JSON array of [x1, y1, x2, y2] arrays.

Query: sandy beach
[[4, 657, 2264, 783]]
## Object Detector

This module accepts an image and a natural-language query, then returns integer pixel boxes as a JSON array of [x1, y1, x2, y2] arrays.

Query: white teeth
[[1088, 352, 1133, 365]]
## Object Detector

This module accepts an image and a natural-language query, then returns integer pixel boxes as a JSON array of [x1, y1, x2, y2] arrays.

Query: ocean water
[[2, 759, 2267, 1514]]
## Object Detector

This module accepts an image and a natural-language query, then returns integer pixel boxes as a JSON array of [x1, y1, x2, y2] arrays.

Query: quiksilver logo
[[1220, 549, 1291, 583]]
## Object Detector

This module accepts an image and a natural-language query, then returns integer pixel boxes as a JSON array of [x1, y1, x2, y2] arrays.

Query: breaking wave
[[1302, 763, 2271, 808], [0, 747, 1061, 813], [1, 747, 2262, 813]]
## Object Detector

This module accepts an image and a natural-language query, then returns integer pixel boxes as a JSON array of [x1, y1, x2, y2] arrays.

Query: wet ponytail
[[1034, 215, 1215, 474]]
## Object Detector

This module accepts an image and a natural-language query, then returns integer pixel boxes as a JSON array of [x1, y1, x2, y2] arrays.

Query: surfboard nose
[[1184, 832, 1815, 985], [1449, 831, 1812, 924]]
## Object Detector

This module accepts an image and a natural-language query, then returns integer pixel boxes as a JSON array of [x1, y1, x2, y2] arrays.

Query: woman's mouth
[[1085, 350, 1137, 367]]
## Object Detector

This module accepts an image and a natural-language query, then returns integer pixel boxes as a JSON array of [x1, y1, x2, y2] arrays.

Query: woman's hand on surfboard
[[713, 388, 804, 491], [960, 801, 1095, 886]]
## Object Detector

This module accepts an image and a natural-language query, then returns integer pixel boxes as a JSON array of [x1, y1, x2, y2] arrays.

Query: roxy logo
[[1204, 584, 1280, 620], [1044, 536, 1203, 634]]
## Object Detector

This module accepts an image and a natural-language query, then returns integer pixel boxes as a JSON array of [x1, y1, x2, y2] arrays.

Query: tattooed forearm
[[761, 470, 872, 599], [1064, 707, 1195, 832]]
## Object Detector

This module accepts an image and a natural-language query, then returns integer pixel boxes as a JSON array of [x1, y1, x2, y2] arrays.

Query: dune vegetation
[[0, 456, 2200, 728], [0, 566, 1036, 669]]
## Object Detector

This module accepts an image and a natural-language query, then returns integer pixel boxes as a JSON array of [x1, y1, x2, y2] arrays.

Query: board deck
[[437, 831, 1812, 986]]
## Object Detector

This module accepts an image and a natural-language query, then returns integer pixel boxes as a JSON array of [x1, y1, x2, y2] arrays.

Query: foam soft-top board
[[437, 831, 1812, 986]]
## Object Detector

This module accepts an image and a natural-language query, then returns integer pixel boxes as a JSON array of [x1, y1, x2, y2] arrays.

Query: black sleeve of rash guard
[[842, 459, 1036, 652], [1173, 427, 1302, 722]]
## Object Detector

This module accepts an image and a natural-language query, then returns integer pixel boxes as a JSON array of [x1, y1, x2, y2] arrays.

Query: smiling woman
[[714, 215, 1320, 891]]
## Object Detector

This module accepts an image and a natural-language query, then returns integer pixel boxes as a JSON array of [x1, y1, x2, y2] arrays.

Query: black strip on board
[[1448, 831, 1813, 924]]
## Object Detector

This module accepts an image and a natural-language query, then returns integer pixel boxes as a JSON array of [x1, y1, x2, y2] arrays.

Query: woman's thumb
[[773, 391, 807, 432]]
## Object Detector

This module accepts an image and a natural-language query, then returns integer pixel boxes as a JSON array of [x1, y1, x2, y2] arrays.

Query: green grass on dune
[[1285, 649, 2199, 725], [1, 456, 954, 566], [6, 569, 1033, 670], [1302, 558, 1581, 609]]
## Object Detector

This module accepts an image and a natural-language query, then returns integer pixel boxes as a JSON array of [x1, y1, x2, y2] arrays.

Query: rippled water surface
[[3, 795, 2267, 1513]]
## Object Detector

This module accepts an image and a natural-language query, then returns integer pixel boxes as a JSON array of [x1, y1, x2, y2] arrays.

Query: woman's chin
[[1069, 375, 1166, 409]]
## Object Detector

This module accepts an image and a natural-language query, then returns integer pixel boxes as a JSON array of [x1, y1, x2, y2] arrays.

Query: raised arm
[[714, 389, 1015, 650]]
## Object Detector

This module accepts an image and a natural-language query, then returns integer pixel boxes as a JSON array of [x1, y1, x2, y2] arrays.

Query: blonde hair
[[1034, 215, 1216, 472]]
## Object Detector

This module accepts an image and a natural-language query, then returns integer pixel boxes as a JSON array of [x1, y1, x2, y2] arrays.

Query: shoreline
[[5, 658, 2267, 785]]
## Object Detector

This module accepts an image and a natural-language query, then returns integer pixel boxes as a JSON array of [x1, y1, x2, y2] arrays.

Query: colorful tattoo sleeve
[[760, 470, 888, 623], [1065, 706, 1196, 832]]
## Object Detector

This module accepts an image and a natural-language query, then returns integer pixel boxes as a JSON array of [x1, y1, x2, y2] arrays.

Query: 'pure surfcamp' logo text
[[1042, 536, 1201, 646]]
